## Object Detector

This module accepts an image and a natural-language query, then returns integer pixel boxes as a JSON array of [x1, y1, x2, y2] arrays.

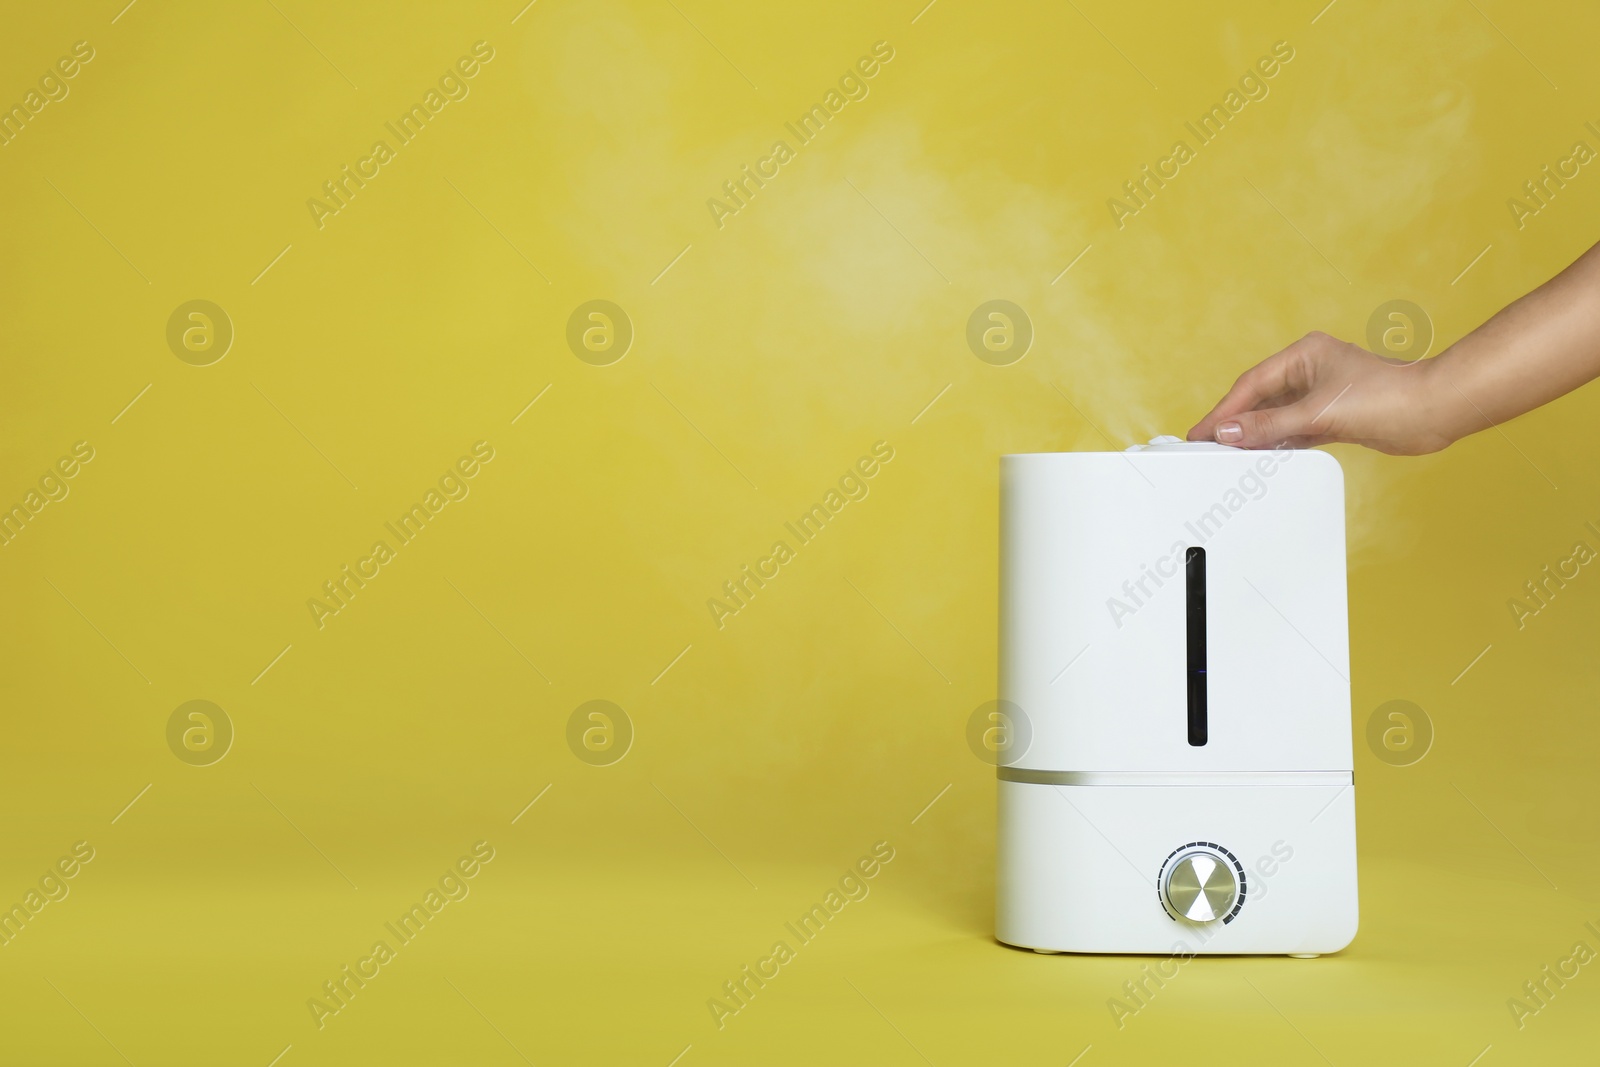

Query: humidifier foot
[[1288, 953, 1320, 959], [1032, 948, 1064, 955]]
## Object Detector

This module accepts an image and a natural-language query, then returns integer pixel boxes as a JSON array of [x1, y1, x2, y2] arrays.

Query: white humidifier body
[[996, 438, 1357, 955]]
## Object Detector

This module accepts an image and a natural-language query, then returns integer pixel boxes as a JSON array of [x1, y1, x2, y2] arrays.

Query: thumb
[[1211, 399, 1319, 449]]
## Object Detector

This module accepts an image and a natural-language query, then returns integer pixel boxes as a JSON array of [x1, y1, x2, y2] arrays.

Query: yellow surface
[[3, 1, 1600, 1063]]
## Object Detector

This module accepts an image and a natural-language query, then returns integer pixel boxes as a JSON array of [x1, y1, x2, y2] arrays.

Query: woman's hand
[[1186, 331, 1457, 455], [1189, 242, 1600, 456]]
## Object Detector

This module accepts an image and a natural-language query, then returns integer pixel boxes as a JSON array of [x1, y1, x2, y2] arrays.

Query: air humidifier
[[995, 437, 1357, 955]]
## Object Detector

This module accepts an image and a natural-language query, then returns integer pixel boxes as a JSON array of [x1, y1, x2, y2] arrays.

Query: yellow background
[[3, 0, 1599, 1063]]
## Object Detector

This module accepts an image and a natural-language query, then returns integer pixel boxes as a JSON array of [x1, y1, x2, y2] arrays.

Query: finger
[[1186, 350, 1300, 442], [1210, 396, 1326, 449], [1187, 335, 1324, 441], [1279, 434, 1336, 449]]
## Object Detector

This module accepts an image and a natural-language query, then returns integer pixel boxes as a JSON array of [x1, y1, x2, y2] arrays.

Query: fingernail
[[1216, 422, 1243, 443]]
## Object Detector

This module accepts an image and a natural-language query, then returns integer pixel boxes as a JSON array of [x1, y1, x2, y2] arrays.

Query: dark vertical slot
[[1185, 547, 1208, 746]]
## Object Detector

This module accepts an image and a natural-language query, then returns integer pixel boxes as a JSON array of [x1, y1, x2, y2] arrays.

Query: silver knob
[[1162, 850, 1238, 923]]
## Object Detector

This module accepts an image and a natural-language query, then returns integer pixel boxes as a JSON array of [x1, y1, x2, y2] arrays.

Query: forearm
[[1424, 240, 1600, 443]]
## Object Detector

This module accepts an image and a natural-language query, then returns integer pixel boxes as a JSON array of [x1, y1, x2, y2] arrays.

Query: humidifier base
[[995, 777, 1357, 956]]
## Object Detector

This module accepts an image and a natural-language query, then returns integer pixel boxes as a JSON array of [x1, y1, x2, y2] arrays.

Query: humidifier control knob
[[1159, 845, 1243, 924]]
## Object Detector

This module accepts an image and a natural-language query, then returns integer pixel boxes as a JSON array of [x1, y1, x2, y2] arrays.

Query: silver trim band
[[996, 768, 1353, 787]]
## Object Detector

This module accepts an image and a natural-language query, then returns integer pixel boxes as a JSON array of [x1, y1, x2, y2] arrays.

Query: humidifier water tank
[[995, 438, 1357, 955]]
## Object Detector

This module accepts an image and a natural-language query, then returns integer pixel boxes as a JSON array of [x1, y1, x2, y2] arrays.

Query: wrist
[[1409, 348, 1476, 452], [1414, 348, 1484, 454]]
